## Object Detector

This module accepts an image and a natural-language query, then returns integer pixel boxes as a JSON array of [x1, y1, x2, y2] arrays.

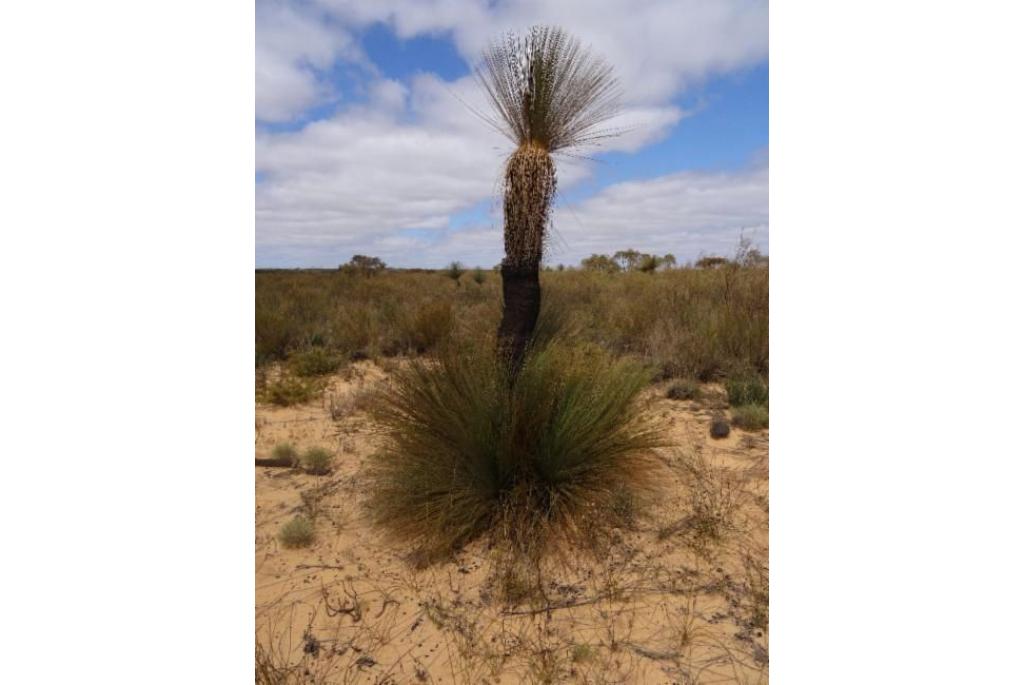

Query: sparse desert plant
[[258, 375, 322, 406], [660, 452, 740, 548], [472, 267, 486, 284], [742, 552, 770, 633], [666, 379, 701, 401], [287, 347, 343, 377], [328, 386, 375, 422], [271, 442, 298, 466], [725, 375, 768, 407], [731, 403, 769, 431], [366, 340, 665, 560], [301, 447, 333, 475], [278, 515, 315, 548], [710, 415, 731, 439]]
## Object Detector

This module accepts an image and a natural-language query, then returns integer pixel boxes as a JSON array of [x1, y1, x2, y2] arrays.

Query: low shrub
[[725, 375, 768, 407], [287, 347, 343, 377], [731, 404, 769, 431], [258, 375, 322, 406], [302, 447, 333, 475], [666, 379, 701, 401], [710, 416, 731, 439], [366, 340, 666, 560], [278, 515, 315, 548], [271, 443, 298, 466]]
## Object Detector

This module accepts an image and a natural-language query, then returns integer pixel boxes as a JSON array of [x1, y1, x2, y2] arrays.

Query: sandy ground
[[256, 361, 768, 684]]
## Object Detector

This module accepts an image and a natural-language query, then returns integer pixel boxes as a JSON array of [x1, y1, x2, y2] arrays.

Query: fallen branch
[[256, 457, 294, 468]]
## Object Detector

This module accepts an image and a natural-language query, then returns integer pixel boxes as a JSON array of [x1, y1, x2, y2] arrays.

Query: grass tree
[[477, 26, 621, 377], [365, 28, 660, 566]]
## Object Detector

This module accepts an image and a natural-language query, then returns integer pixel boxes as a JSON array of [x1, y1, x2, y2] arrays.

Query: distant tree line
[[580, 249, 677, 273], [336, 244, 767, 276], [580, 243, 767, 272]]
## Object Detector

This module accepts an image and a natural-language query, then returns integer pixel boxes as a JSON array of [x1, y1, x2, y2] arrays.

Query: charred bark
[[497, 261, 541, 380]]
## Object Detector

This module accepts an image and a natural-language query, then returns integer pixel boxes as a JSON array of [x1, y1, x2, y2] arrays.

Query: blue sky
[[256, 0, 768, 268]]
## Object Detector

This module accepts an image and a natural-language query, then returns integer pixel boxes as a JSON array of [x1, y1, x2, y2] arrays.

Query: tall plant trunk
[[497, 143, 555, 380], [497, 262, 541, 379]]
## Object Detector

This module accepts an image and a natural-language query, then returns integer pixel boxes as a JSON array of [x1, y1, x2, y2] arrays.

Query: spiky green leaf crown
[[477, 26, 621, 153]]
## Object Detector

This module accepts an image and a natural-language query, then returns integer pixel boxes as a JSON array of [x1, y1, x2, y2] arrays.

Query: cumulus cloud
[[256, 0, 365, 122], [433, 164, 766, 268], [258, 162, 766, 268], [255, 0, 768, 266], [256, 70, 686, 265], [313, 0, 767, 107], [256, 74, 506, 263], [548, 164, 768, 265]]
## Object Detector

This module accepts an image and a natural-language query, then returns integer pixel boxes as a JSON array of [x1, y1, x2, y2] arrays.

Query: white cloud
[[258, 161, 767, 268], [313, 0, 767, 107], [548, 164, 768, 265], [256, 75, 505, 262], [425, 164, 766, 268], [256, 70, 687, 265], [255, 0, 768, 266], [255, 0, 364, 122]]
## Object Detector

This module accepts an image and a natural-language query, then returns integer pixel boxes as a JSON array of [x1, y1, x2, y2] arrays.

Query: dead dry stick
[[255, 457, 294, 468], [501, 593, 612, 616]]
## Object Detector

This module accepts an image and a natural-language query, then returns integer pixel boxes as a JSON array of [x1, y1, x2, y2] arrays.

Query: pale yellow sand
[[256, 361, 768, 684]]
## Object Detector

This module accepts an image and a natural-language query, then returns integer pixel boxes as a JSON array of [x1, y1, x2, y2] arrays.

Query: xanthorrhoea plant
[[477, 26, 621, 378]]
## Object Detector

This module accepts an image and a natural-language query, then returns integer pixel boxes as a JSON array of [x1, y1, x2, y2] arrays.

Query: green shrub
[[301, 447, 333, 475], [258, 375, 321, 406], [666, 379, 701, 401], [366, 341, 666, 560], [731, 404, 769, 431], [725, 375, 768, 407], [271, 443, 298, 466], [287, 347, 343, 377], [278, 515, 315, 548]]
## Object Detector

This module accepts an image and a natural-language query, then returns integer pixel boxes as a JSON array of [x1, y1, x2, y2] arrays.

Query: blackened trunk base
[[497, 263, 541, 381]]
